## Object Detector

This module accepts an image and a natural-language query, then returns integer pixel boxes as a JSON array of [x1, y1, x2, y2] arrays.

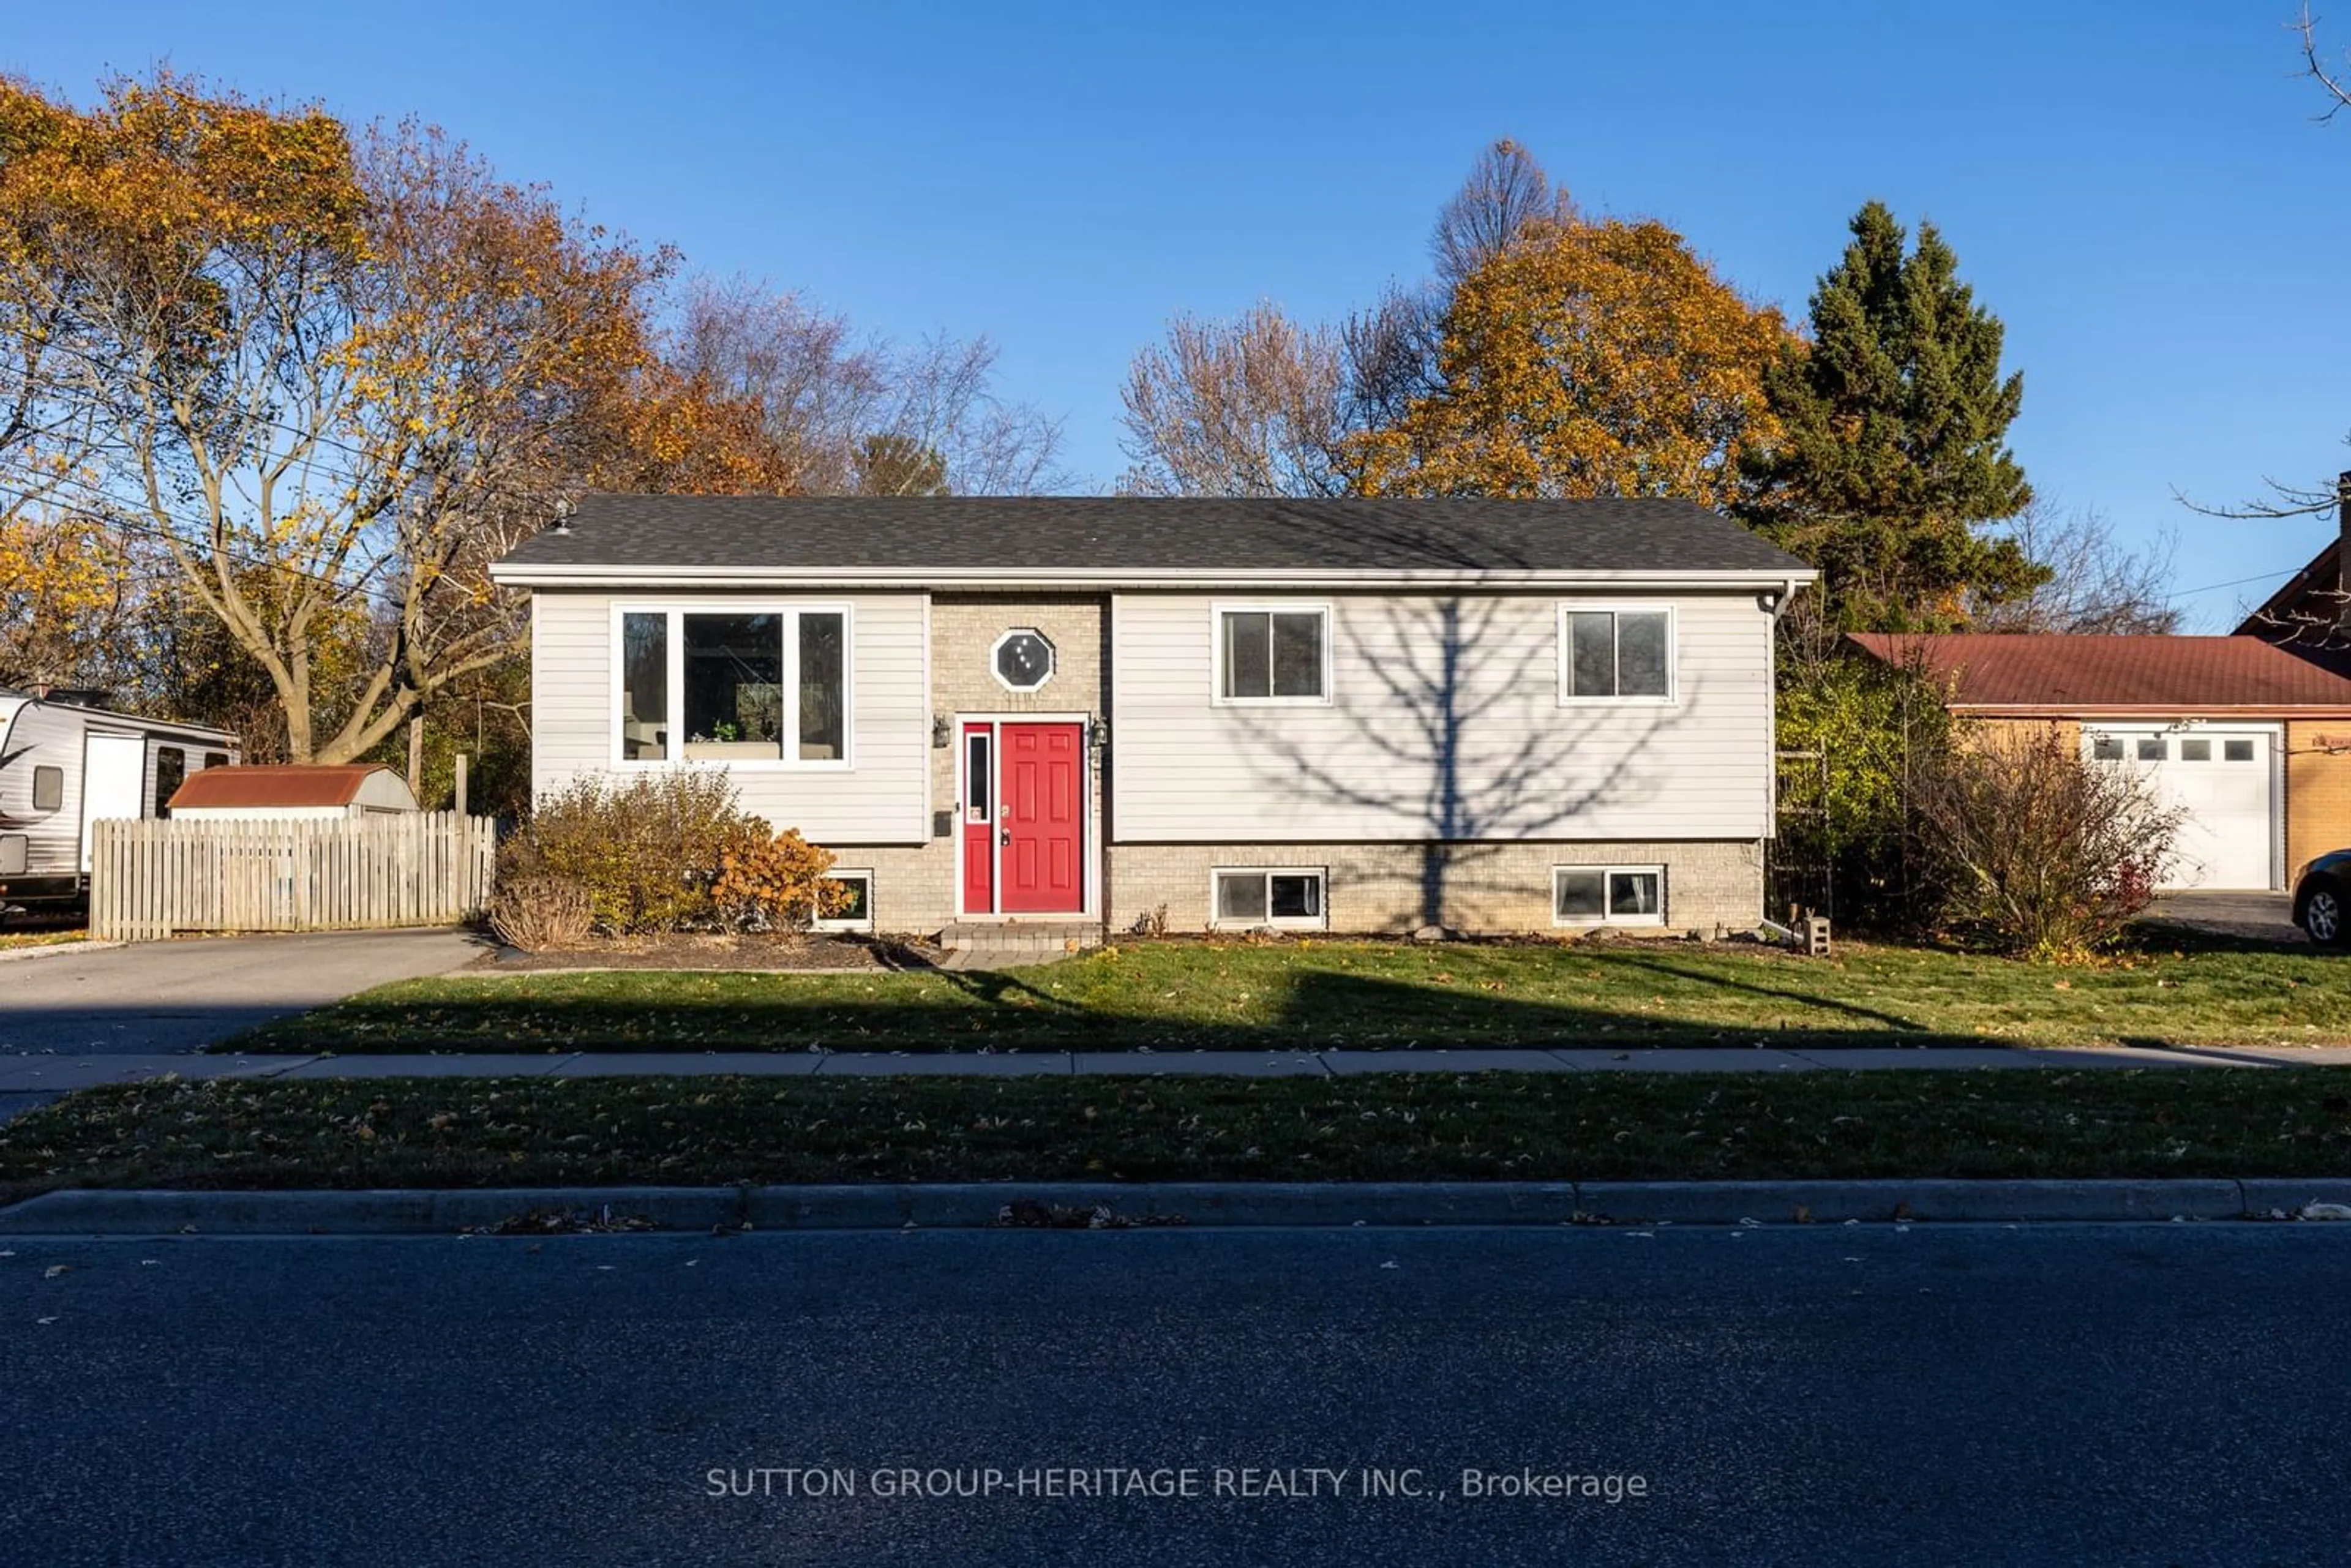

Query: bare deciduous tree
[[1119, 139, 1572, 498], [658, 276, 1064, 496], [2297, 2, 2351, 118], [1969, 503, 2181, 634], [1117, 303, 1346, 497], [1430, 137, 1575, 288]]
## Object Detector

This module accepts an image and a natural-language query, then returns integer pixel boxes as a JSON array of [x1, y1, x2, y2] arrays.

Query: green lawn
[[6, 1070, 2350, 1198], [228, 934, 2351, 1055]]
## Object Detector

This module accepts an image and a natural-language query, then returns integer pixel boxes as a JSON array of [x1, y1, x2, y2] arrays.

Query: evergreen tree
[[1747, 201, 2041, 629]]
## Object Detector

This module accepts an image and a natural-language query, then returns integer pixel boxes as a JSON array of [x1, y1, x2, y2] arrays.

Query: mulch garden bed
[[473, 931, 943, 973]]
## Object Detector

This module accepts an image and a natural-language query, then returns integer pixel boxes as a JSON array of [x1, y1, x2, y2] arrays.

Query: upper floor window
[[1559, 606, 1674, 702], [614, 605, 850, 767], [1217, 606, 1329, 703]]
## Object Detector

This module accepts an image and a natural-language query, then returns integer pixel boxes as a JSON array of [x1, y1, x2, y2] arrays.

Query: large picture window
[[685, 613, 782, 757], [1217, 606, 1329, 702], [1559, 606, 1674, 701], [613, 605, 851, 767]]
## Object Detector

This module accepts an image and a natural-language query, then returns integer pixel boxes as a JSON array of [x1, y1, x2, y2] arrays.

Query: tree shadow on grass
[[1589, 949, 1929, 1033], [208, 962, 2022, 1055]]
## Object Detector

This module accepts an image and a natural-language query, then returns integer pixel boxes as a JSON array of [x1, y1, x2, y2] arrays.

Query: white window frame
[[1210, 602, 1334, 707], [608, 601, 855, 771], [1551, 863, 1667, 927], [1208, 866, 1329, 931], [1556, 602, 1678, 707], [988, 628, 1057, 694], [813, 868, 876, 932]]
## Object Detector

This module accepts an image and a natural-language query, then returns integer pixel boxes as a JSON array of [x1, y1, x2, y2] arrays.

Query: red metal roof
[[1845, 633, 2351, 713], [168, 763, 396, 809]]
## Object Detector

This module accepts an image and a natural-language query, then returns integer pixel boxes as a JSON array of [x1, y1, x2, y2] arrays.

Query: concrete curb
[[7, 1178, 2351, 1234], [0, 940, 118, 964]]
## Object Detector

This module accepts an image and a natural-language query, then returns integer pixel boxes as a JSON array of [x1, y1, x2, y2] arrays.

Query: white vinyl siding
[[530, 589, 929, 844], [1111, 591, 1772, 842]]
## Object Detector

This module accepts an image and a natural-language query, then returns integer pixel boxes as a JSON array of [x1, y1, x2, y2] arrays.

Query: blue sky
[[9, 1, 2349, 628]]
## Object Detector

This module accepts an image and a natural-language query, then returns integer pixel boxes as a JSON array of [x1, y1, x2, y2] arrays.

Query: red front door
[[999, 721, 1084, 913]]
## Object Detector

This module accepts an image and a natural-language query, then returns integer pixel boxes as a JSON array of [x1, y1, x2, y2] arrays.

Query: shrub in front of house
[[500, 771, 764, 934], [713, 827, 847, 930], [487, 874, 594, 951], [1772, 639, 1957, 932], [1914, 724, 2182, 962]]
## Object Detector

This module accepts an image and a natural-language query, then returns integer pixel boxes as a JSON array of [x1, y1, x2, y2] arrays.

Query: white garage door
[[2083, 727, 2277, 890]]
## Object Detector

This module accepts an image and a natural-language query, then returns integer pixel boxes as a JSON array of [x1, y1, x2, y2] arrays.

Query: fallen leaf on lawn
[[43, 1264, 69, 1279]]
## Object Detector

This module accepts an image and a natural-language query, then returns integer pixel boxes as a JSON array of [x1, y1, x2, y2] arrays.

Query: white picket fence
[[89, 812, 497, 942]]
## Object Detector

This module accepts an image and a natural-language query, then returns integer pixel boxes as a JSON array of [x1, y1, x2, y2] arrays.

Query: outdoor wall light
[[931, 714, 951, 748]]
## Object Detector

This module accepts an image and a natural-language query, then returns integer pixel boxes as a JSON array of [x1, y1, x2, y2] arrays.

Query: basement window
[[1553, 865, 1665, 927], [813, 870, 875, 933], [1210, 868, 1327, 930]]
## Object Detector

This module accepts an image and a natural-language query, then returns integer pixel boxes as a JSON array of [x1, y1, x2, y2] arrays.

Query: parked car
[[2293, 850, 2351, 947]]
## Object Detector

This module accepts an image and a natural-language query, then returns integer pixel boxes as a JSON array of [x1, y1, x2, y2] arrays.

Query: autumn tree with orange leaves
[[1349, 217, 1791, 506], [0, 74, 676, 761]]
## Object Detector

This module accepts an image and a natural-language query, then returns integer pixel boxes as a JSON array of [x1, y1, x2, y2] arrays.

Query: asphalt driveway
[[2144, 889, 2303, 942], [0, 929, 487, 1056]]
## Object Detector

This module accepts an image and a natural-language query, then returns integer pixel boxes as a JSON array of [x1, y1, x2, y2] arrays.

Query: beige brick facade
[[1103, 839, 1764, 937], [2286, 719, 2351, 877], [840, 594, 1108, 932]]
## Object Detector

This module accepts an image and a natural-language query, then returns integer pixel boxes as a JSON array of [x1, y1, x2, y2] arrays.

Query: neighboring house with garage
[[2235, 470, 2351, 677], [1848, 632, 2351, 891], [489, 496, 1816, 939]]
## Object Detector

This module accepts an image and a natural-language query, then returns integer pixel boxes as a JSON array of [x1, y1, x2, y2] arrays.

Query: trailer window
[[32, 765, 62, 813], [154, 747, 186, 817], [203, 751, 228, 770]]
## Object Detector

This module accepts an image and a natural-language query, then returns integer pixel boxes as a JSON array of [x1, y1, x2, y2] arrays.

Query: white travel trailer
[[0, 690, 238, 918]]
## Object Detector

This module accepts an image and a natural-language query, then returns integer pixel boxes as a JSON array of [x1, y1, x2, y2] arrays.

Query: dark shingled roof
[[492, 495, 1812, 577], [1847, 632, 2351, 711]]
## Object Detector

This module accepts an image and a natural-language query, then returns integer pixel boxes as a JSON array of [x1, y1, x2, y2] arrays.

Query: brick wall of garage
[[2286, 720, 2351, 876], [1104, 839, 1763, 936]]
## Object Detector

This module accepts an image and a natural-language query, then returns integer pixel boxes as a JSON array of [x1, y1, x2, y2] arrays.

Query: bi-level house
[[487, 497, 1814, 939]]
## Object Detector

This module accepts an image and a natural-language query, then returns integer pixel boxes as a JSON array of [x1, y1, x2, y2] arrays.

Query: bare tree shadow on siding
[[1237, 592, 1679, 929]]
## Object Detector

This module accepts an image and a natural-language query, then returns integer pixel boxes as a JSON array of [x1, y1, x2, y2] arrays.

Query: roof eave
[[1954, 703, 2351, 719], [487, 563, 1819, 591]]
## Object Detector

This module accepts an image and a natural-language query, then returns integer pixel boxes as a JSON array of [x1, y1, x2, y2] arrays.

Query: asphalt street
[[3, 1221, 2347, 1566]]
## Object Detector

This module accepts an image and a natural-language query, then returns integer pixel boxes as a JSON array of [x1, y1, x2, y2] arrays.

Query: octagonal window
[[992, 629, 1056, 692]]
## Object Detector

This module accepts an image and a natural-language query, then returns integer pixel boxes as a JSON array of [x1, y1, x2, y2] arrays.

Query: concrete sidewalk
[[6, 1041, 2351, 1098]]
